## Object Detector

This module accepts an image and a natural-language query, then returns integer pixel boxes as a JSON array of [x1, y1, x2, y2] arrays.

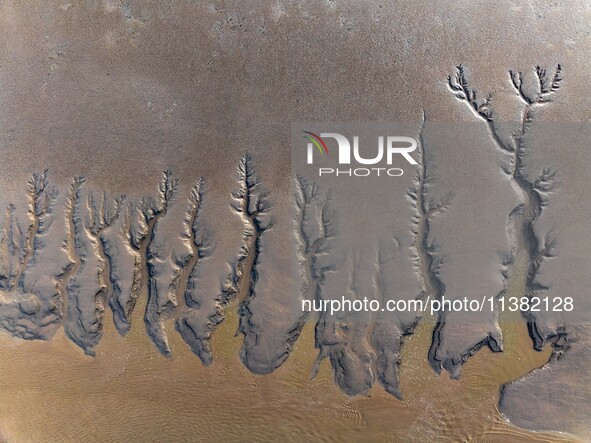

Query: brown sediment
[[0, 270, 575, 443], [56, 180, 79, 320]]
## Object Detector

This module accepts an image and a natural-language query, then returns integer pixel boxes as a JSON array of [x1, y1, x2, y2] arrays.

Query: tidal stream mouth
[[0, 261, 575, 442]]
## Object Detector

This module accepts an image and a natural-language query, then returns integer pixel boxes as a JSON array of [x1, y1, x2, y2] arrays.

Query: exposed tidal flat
[[0, 277, 577, 442], [0, 1, 589, 441]]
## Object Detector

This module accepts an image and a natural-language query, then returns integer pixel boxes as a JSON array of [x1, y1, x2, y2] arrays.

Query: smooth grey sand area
[[0, 2, 589, 442]]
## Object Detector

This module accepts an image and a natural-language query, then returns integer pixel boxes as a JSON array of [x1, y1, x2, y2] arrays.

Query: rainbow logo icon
[[303, 131, 329, 156]]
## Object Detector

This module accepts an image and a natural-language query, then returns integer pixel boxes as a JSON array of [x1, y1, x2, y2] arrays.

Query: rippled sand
[[0, 273, 577, 442]]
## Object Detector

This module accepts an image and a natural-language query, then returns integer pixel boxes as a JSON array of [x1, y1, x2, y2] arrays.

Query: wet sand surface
[[0, 263, 577, 442], [0, 2, 589, 441]]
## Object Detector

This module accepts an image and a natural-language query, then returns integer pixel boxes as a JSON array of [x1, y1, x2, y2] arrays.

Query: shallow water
[[0, 2, 587, 441], [0, 272, 578, 442]]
